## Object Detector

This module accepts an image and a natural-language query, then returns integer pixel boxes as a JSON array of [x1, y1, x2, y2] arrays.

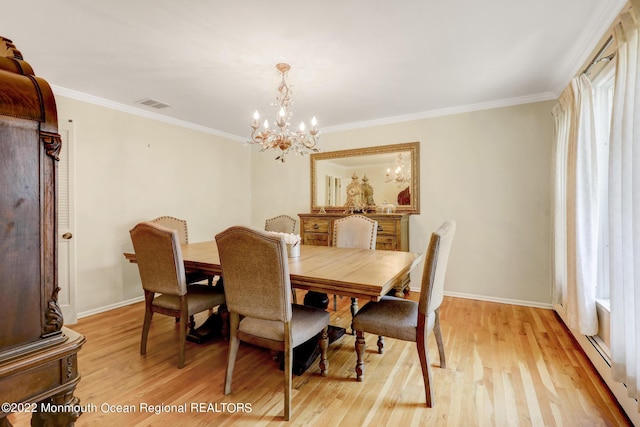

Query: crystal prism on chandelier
[[249, 63, 320, 162]]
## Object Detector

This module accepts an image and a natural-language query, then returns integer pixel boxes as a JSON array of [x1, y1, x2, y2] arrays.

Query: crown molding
[[51, 85, 245, 142], [321, 91, 557, 134], [53, 85, 557, 139]]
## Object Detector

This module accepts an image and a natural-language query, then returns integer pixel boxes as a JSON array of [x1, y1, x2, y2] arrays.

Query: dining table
[[124, 240, 422, 302], [124, 240, 423, 374]]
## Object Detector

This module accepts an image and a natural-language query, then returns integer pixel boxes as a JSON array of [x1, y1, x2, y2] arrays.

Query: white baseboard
[[428, 289, 553, 309], [76, 296, 145, 320]]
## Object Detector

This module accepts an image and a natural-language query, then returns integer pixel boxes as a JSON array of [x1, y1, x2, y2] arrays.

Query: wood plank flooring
[[7, 293, 632, 426]]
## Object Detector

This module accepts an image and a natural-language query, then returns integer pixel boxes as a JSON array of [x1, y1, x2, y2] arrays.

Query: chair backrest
[[332, 215, 378, 249], [130, 222, 187, 296], [215, 226, 292, 322], [418, 220, 456, 316], [265, 215, 297, 234], [150, 216, 189, 245]]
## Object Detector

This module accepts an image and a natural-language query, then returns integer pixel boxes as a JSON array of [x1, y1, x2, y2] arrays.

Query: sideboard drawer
[[376, 219, 397, 236], [303, 218, 331, 234], [303, 233, 329, 246], [376, 236, 398, 251]]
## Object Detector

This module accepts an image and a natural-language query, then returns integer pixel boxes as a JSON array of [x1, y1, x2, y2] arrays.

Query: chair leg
[[178, 300, 188, 369], [140, 309, 153, 355], [377, 336, 385, 354], [318, 326, 329, 376], [355, 330, 365, 381], [417, 329, 434, 407], [178, 317, 186, 369], [140, 292, 154, 356], [433, 308, 446, 368], [224, 313, 240, 395], [284, 327, 292, 421]]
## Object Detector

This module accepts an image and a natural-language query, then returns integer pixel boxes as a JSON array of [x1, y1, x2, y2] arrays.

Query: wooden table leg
[[350, 298, 359, 335]]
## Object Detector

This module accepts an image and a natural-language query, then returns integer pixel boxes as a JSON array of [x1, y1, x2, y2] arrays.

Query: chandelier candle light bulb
[[248, 63, 320, 162]]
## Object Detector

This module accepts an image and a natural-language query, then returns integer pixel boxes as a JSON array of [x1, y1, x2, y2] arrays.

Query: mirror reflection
[[310, 142, 419, 214]]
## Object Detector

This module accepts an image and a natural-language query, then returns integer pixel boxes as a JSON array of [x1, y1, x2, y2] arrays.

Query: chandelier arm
[[250, 127, 266, 144], [301, 135, 318, 149]]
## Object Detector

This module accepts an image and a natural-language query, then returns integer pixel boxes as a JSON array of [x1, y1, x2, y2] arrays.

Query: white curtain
[[609, 3, 640, 409], [552, 75, 600, 336], [551, 91, 571, 306]]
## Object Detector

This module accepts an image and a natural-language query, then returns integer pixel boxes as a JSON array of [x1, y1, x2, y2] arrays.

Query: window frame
[[591, 59, 615, 308]]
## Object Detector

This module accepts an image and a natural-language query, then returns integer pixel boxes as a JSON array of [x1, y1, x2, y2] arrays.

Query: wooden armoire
[[0, 37, 85, 426]]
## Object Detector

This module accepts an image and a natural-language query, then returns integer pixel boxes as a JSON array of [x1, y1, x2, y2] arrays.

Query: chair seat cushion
[[238, 304, 330, 347], [353, 296, 433, 342], [152, 287, 225, 315]]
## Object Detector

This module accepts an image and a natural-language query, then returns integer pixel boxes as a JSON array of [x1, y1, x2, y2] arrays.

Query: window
[[591, 60, 615, 307]]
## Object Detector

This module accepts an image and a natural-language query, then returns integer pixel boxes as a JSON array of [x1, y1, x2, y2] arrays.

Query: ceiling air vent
[[135, 98, 171, 109]]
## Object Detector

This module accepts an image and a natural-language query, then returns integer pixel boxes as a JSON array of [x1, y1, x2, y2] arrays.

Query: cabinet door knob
[[377, 225, 383, 232], [313, 224, 319, 230], [62, 232, 73, 240]]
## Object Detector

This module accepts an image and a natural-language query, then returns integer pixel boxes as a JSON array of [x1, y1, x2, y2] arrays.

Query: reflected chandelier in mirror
[[310, 142, 420, 214]]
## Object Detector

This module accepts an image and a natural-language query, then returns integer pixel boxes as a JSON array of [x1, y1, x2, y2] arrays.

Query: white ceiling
[[2, 0, 627, 140]]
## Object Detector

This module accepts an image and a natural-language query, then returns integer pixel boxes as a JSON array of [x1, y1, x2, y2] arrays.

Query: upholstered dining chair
[[265, 214, 300, 303], [331, 215, 378, 317], [150, 216, 189, 244], [215, 226, 330, 421], [129, 222, 226, 368], [352, 220, 456, 407], [332, 214, 378, 250], [265, 214, 297, 234], [150, 216, 216, 286]]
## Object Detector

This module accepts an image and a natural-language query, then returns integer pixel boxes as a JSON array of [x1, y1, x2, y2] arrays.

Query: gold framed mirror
[[310, 142, 420, 214]]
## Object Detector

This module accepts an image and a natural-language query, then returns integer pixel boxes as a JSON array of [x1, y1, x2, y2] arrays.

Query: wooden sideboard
[[299, 213, 410, 296], [0, 37, 85, 426]]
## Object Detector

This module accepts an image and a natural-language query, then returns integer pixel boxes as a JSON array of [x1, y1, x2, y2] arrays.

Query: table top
[[124, 241, 422, 301]]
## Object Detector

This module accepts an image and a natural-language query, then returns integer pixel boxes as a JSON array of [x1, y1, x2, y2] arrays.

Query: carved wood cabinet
[[0, 37, 85, 426], [299, 212, 411, 295]]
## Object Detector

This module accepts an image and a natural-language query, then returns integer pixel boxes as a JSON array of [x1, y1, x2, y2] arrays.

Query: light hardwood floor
[[8, 293, 632, 426]]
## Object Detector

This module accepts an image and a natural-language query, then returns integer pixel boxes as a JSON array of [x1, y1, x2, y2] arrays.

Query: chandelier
[[385, 153, 411, 185], [249, 63, 320, 162]]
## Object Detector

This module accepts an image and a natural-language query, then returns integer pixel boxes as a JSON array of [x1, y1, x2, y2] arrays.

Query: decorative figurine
[[361, 174, 375, 208], [344, 172, 364, 213]]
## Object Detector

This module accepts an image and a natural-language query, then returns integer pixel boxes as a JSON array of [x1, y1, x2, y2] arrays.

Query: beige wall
[[56, 94, 553, 315], [251, 100, 555, 306], [55, 96, 252, 315]]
